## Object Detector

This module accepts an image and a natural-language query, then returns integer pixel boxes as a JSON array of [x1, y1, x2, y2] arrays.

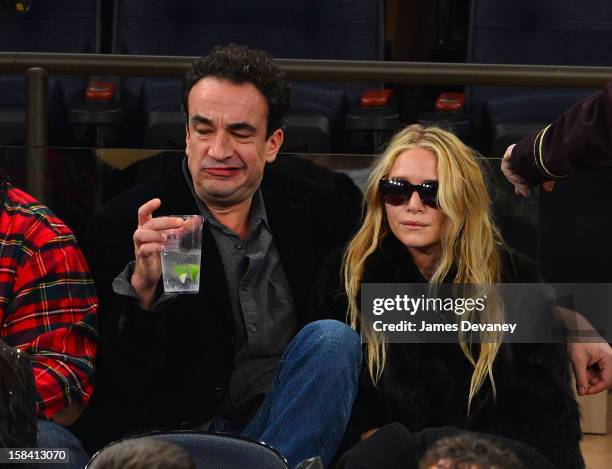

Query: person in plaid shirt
[[0, 174, 97, 468]]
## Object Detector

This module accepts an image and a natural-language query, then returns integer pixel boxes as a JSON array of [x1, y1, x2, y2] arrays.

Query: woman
[[327, 125, 583, 468]]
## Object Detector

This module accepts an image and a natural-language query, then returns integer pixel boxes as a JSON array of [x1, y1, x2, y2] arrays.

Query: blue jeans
[[241, 320, 362, 468], [37, 419, 90, 468]]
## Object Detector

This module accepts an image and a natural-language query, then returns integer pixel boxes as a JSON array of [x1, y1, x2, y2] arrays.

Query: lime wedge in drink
[[174, 264, 200, 283]]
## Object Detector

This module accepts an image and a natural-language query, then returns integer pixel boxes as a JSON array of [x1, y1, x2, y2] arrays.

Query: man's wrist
[[113, 262, 176, 311], [130, 273, 159, 310]]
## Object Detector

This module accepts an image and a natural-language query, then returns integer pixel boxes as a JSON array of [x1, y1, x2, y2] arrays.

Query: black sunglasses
[[379, 178, 439, 208]]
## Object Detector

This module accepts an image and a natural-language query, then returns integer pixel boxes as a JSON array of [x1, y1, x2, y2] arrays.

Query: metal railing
[[3, 51, 612, 84], [2, 51, 612, 197], [4, 51, 612, 150]]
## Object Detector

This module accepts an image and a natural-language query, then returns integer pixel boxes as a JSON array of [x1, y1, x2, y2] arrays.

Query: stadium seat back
[[468, 0, 612, 154], [114, 0, 383, 151], [0, 0, 100, 145], [86, 431, 290, 469]]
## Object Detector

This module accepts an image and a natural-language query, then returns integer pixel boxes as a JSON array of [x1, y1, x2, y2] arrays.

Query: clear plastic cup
[[160, 215, 203, 294]]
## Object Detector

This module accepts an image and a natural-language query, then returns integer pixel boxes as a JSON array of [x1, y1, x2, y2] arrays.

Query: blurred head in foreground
[[88, 438, 196, 469], [419, 434, 523, 469]]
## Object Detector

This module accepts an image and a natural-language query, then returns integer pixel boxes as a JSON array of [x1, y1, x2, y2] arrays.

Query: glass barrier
[[0, 145, 379, 241], [5, 143, 611, 286]]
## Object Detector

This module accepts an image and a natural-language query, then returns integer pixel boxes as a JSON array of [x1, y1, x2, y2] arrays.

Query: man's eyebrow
[[227, 122, 257, 133], [189, 116, 256, 133], [190, 115, 213, 126]]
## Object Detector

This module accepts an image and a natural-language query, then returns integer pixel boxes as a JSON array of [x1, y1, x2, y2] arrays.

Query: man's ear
[[185, 124, 191, 158], [265, 128, 284, 163]]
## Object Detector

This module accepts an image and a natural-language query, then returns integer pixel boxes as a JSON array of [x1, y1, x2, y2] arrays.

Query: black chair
[[0, 0, 100, 145], [86, 431, 290, 469], [112, 0, 384, 152], [467, 0, 612, 155]]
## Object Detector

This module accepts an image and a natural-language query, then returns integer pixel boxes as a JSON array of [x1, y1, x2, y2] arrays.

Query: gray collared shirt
[[182, 162, 297, 408], [113, 160, 297, 410]]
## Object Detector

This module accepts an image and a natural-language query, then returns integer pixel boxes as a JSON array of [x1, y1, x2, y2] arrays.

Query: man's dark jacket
[[75, 159, 360, 450], [511, 79, 612, 184]]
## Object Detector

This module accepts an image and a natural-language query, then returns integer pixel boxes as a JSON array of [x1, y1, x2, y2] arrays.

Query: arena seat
[[86, 431, 290, 469], [467, 0, 612, 155], [0, 0, 100, 145], [112, 0, 384, 152]]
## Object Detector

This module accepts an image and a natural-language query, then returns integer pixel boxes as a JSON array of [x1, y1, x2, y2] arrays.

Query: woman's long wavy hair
[[342, 124, 504, 411], [0, 344, 37, 448]]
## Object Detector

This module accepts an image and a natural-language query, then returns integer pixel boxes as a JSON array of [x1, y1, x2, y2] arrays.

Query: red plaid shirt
[[0, 185, 97, 419]]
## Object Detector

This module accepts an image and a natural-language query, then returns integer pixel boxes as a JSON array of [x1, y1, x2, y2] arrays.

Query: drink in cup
[[160, 215, 203, 293]]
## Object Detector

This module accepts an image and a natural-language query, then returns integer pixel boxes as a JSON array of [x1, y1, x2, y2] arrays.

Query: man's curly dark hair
[[182, 44, 290, 139], [419, 434, 524, 469]]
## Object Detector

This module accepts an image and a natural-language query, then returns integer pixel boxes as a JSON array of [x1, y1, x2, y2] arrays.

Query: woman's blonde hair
[[342, 124, 504, 411]]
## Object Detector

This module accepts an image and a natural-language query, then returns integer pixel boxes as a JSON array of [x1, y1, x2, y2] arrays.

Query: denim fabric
[[242, 320, 362, 468], [37, 419, 90, 469]]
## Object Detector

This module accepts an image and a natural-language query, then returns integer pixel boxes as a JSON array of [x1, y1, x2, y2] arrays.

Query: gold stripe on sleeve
[[537, 124, 568, 179]]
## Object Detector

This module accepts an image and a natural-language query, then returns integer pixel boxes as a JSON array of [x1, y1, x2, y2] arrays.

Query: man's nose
[[210, 131, 232, 159]]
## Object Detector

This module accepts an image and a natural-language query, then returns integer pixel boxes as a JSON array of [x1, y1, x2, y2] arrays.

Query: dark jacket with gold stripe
[[511, 80, 612, 184]]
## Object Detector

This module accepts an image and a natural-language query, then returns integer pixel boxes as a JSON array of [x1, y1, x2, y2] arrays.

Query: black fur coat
[[319, 235, 584, 469]]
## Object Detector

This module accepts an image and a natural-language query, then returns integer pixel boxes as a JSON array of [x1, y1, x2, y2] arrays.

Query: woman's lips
[[401, 221, 428, 230]]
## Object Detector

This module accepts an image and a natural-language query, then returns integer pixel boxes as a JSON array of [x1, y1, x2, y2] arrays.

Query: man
[[82, 45, 361, 467], [0, 172, 98, 468], [500, 81, 612, 397], [501, 79, 612, 197]]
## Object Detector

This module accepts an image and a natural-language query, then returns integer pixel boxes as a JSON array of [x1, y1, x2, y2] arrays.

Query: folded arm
[[8, 231, 98, 424]]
